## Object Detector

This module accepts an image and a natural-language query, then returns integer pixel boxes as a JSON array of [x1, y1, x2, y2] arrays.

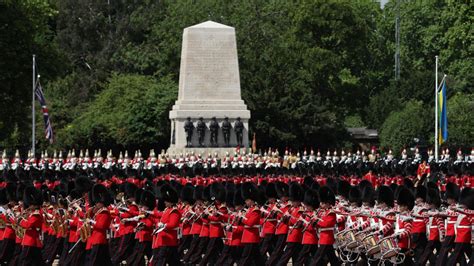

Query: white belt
[[244, 225, 260, 229], [413, 219, 424, 222], [429, 226, 438, 229], [456, 225, 471, 229], [319, 228, 334, 232], [447, 221, 456, 224]]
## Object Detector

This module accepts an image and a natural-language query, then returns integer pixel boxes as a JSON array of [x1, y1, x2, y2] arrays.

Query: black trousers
[[266, 234, 286, 266], [63, 241, 86, 266], [199, 237, 223, 266], [294, 244, 318, 265], [259, 234, 276, 257], [112, 233, 136, 265], [45, 237, 64, 265], [446, 242, 472, 266], [182, 235, 199, 262], [150, 247, 180, 266], [19, 246, 45, 266], [309, 244, 341, 266], [126, 241, 152, 266], [417, 240, 440, 266], [277, 242, 302, 266], [85, 244, 112, 266], [0, 238, 15, 263], [411, 233, 427, 261], [58, 240, 70, 265], [435, 235, 455, 266], [188, 237, 209, 264], [178, 235, 192, 256], [238, 243, 265, 266], [400, 248, 414, 266]]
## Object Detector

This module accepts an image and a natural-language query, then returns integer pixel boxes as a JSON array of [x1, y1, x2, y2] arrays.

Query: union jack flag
[[35, 81, 54, 143]]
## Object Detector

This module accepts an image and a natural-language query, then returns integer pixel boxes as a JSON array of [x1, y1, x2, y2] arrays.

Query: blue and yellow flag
[[438, 80, 448, 145]]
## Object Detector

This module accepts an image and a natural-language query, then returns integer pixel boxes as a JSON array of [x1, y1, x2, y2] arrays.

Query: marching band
[[0, 147, 472, 265]]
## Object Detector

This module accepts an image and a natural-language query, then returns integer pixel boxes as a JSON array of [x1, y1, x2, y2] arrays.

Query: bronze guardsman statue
[[234, 117, 244, 147], [184, 117, 195, 147], [221, 117, 231, 147], [196, 117, 206, 147], [209, 117, 219, 147]]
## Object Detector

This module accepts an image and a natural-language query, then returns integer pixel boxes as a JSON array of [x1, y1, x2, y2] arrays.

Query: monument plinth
[[168, 21, 250, 155]]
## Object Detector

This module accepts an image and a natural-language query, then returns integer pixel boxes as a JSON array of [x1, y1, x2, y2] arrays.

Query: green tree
[[379, 100, 431, 154], [446, 93, 474, 147]]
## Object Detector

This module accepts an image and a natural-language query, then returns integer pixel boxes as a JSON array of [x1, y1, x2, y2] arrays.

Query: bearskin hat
[[275, 182, 289, 198], [124, 182, 138, 199], [403, 178, 414, 190], [389, 183, 398, 194], [6, 182, 17, 202], [445, 183, 460, 201], [210, 183, 226, 202], [319, 186, 336, 205], [180, 184, 195, 204], [241, 182, 259, 202], [23, 186, 43, 207], [459, 188, 472, 205], [0, 189, 8, 205], [233, 190, 245, 207], [461, 194, 474, 210], [193, 186, 204, 202], [427, 188, 441, 208], [134, 189, 144, 204], [203, 185, 211, 201], [397, 187, 415, 210], [349, 186, 361, 205], [289, 182, 304, 202], [92, 184, 113, 206], [303, 189, 319, 208], [265, 183, 278, 199], [337, 180, 351, 199], [159, 184, 178, 204], [75, 176, 93, 194], [303, 176, 315, 189], [361, 186, 375, 205], [68, 189, 81, 200], [377, 186, 394, 207], [225, 188, 235, 207], [140, 190, 156, 210], [415, 186, 427, 201], [358, 180, 372, 193], [426, 181, 438, 192], [311, 181, 320, 192]]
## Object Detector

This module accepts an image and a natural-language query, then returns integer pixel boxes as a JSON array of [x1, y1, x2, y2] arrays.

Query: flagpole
[[32, 54, 36, 156], [434, 55, 439, 162]]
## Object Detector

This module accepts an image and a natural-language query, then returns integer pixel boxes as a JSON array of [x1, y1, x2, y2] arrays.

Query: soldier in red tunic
[[394, 187, 414, 266], [436, 183, 460, 266], [150, 184, 181, 266], [294, 188, 319, 265], [446, 189, 473, 265], [85, 184, 113, 266], [18, 186, 44, 265], [238, 182, 265, 266], [310, 186, 341, 266], [418, 188, 444, 265]]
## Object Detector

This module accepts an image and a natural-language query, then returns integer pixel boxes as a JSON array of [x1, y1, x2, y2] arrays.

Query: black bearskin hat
[[303, 176, 315, 189], [159, 184, 178, 204], [140, 190, 156, 210], [241, 182, 259, 202], [427, 188, 441, 208], [0, 189, 8, 205], [415, 186, 427, 201], [337, 180, 351, 199], [289, 183, 304, 202], [461, 194, 474, 210], [75, 176, 93, 194], [397, 187, 415, 211], [23, 186, 43, 207], [275, 182, 289, 198], [303, 189, 319, 208], [265, 183, 278, 199], [361, 186, 375, 205], [124, 182, 138, 199], [349, 186, 361, 205], [233, 190, 245, 207], [180, 184, 195, 204], [92, 184, 113, 206], [193, 186, 203, 202], [377, 186, 394, 207], [445, 183, 460, 201], [210, 183, 226, 202], [403, 178, 414, 190], [459, 188, 472, 205], [319, 186, 336, 205]]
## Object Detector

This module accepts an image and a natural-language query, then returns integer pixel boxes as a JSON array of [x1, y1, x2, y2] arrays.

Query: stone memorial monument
[[168, 21, 251, 155]]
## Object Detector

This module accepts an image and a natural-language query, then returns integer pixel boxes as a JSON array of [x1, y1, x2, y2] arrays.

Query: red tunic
[[395, 214, 412, 249], [86, 208, 111, 249], [152, 207, 181, 248], [301, 210, 318, 245], [119, 204, 139, 235], [316, 209, 336, 245], [286, 206, 304, 243], [208, 203, 229, 238], [241, 206, 261, 244], [20, 210, 43, 248]]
